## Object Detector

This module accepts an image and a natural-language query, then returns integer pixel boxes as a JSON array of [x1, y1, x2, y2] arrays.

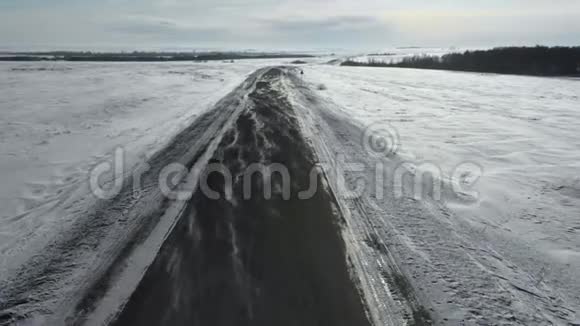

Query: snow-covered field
[[1, 59, 579, 324], [0, 60, 285, 272], [347, 47, 466, 64], [299, 65, 580, 324]]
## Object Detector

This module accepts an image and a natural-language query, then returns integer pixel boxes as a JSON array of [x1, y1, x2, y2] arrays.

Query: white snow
[[298, 64, 580, 324], [0, 59, 281, 266], [2, 58, 580, 324]]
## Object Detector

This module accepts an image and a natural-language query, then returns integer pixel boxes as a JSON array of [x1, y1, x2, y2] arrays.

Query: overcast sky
[[1, 0, 580, 51]]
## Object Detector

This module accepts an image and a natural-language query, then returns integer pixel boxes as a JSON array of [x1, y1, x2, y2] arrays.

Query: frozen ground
[[1, 59, 579, 325]]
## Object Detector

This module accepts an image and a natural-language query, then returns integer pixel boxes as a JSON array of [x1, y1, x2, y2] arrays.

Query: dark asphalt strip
[[113, 68, 372, 326]]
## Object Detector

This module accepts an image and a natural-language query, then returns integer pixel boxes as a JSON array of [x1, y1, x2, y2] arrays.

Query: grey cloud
[[258, 16, 392, 46], [103, 14, 392, 48], [108, 16, 234, 43], [267, 16, 381, 31]]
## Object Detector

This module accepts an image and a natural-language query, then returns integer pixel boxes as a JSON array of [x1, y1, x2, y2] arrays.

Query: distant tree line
[[342, 46, 580, 76], [0, 51, 314, 62]]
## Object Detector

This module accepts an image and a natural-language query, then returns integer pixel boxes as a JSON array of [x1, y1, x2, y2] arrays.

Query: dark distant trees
[[342, 46, 580, 76], [0, 52, 315, 62]]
